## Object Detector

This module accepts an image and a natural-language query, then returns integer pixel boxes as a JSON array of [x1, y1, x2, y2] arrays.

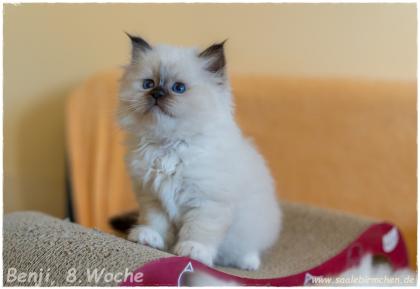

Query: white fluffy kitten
[[118, 34, 281, 270]]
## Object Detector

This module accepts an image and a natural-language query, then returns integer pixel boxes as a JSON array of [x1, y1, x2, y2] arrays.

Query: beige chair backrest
[[66, 69, 416, 266]]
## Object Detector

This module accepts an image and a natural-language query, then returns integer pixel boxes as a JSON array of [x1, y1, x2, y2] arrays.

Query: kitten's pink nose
[[150, 87, 166, 99]]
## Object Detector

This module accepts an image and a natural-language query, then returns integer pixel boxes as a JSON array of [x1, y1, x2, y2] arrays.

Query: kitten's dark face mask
[[148, 86, 171, 115], [140, 77, 188, 117], [143, 79, 172, 116]]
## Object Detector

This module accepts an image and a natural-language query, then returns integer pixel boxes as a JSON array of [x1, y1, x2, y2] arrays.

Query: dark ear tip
[[211, 39, 228, 50], [124, 31, 138, 42], [124, 32, 152, 51], [124, 31, 133, 38], [199, 40, 227, 74], [199, 40, 227, 58]]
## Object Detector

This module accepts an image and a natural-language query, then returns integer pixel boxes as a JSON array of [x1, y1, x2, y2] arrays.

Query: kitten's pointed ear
[[125, 32, 151, 61], [199, 40, 227, 74]]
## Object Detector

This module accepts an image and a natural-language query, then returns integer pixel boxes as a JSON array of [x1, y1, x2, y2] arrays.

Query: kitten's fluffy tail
[[109, 210, 138, 234]]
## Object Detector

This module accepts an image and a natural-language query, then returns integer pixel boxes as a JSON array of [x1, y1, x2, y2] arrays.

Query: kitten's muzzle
[[150, 87, 168, 100]]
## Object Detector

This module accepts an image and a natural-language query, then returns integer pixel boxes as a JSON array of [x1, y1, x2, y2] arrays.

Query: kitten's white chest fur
[[130, 138, 189, 220]]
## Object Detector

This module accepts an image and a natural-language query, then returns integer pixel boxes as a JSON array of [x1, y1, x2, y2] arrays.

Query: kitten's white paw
[[128, 226, 164, 250], [174, 241, 215, 267], [236, 252, 260, 271]]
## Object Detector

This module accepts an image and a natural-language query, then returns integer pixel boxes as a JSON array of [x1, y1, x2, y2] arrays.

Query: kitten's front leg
[[173, 201, 233, 267], [128, 195, 174, 250]]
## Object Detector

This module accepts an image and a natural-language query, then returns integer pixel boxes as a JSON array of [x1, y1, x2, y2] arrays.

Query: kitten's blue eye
[[142, 79, 155, 90], [172, 82, 186, 94]]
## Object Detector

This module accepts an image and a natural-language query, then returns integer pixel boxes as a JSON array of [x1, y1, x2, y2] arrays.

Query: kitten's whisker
[[120, 98, 140, 103], [125, 102, 144, 111]]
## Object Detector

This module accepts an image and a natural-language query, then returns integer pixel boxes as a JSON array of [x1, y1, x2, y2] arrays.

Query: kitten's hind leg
[[235, 252, 261, 271], [216, 249, 261, 271], [173, 201, 233, 267]]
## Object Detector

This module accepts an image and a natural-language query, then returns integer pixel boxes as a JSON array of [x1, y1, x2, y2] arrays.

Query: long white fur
[[119, 42, 281, 270]]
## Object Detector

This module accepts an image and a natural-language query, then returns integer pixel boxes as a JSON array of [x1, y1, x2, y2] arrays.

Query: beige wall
[[4, 4, 416, 217]]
